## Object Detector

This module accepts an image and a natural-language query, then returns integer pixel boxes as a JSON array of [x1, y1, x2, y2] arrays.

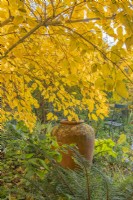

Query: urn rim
[[60, 119, 84, 125]]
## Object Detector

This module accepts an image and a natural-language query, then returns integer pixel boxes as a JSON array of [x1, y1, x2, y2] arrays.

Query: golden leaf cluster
[[0, 0, 133, 130]]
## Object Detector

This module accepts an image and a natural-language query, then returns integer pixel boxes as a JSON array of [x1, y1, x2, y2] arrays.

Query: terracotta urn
[[52, 119, 95, 169]]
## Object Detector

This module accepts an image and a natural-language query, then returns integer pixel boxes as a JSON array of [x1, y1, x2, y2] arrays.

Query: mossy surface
[[53, 123, 95, 140]]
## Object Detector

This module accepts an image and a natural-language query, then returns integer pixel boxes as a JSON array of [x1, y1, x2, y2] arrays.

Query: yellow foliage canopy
[[0, 0, 133, 130]]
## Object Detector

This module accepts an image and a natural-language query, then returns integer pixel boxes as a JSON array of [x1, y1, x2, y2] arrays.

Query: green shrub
[[0, 121, 132, 200], [0, 121, 62, 199]]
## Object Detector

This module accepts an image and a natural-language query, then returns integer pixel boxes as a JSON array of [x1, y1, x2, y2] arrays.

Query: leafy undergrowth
[[0, 121, 132, 200]]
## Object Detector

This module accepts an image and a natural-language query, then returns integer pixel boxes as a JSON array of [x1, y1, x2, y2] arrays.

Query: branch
[[50, 0, 55, 17], [25, 3, 39, 21], [69, 2, 76, 20], [43, 0, 47, 19], [59, 24, 133, 84], [111, 51, 133, 73], [45, 15, 116, 26], [0, 15, 114, 29], [0, 21, 45, 60], [67, 15, 116, 23], [0, 1, 85, 59], [0, 0, 115, 60], [0, 32, 17, 36], [0, 16, 14, 27]]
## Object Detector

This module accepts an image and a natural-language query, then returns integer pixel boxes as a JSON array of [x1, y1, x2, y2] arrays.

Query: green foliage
[[116, 133, 133, 163], [22, 149, 132, 200], [0, 121, 132, 200], [0, 121, 62, 199], [95, 138, 117, 158], [94, 133, 133, 168], [110, 176, 133, 200]]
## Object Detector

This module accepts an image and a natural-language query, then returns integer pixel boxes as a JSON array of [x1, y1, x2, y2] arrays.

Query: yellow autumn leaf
[[1, 0, 133, 130], [0, 10, 8, 19], [91, 114, 98, 121], [88, 100, 94, 112], [106, 78, 114, 91], [117, 134, 126, 145], [116, 81, 129, 99], [117, 26, 123, 36], [13, 49, 24, 58], [122, 146, 129, 153], [125, 35, 133, 50], [13, 16, 24, 25], [27, 17, 38, 27], [47, 112, 53, 120], [99, 114, 104, 120], [32, 83, 38, 90], [67, 116, 72, 121], [95, 78, 104, 89], [64, 110, 68, 116]]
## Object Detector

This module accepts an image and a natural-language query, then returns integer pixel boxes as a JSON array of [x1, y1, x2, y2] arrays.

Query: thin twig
[[59, 24, 133, 84], [0, 16, 14, 27]]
